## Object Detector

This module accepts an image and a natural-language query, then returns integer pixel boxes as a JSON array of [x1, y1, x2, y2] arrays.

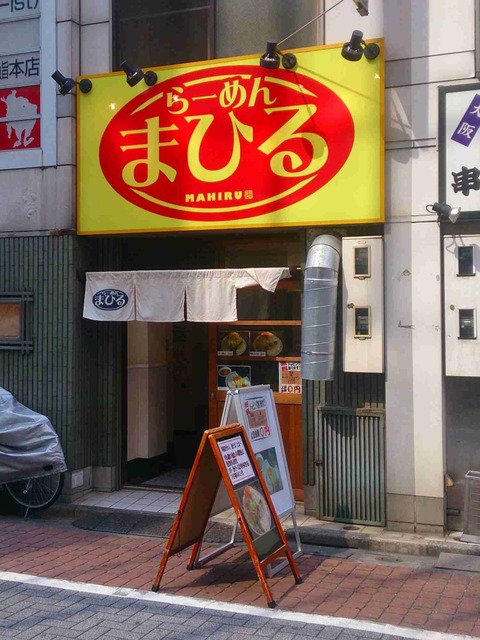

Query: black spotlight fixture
[[51, 70, 92, 95], [143, 70, 158, 86], [120, 59, 157, 87], [259, 41, 297, 70], [341, 30, 380, 62], [352, 0, 369, 16], [258, 1, 374, 70], [120, 59, 144, 86], [426, 202, 462, 224]]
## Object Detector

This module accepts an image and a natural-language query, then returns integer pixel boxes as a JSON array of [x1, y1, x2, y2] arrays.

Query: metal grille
[[316, 408, 385, 526], [463, 471, 480, 540]]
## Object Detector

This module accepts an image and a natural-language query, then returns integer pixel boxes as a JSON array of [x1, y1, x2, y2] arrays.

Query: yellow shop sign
[[77, 42, 384, 234]]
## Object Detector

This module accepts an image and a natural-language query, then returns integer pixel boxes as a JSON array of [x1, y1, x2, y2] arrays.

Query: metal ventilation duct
[[301, 235, 341, 381]]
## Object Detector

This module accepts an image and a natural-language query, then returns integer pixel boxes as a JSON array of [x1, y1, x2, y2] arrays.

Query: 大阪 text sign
[[78, 42, 384, 234]]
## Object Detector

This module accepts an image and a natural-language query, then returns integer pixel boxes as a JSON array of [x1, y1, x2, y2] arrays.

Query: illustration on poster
[[1, 90, 38, 148], [256, 447, 283, 495]]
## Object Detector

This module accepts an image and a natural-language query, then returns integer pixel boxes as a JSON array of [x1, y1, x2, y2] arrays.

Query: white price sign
[[218, 435, 255, 486]]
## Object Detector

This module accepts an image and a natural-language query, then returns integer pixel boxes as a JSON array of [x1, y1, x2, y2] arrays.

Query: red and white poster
[[243, 397, 271, 441], [279, 362, 302, 394], [0, 85, 40, 151]]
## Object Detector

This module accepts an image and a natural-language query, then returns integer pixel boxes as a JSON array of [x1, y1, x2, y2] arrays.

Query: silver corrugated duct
[[301, 235, 341, 381]]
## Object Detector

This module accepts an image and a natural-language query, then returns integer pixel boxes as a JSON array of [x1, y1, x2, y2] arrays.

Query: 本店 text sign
[[78, 42, 384, 234]]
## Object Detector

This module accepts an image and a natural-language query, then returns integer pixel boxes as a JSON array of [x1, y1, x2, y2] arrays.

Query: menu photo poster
[[217, 433, 283, 562], [217, 364, 251, 391], [239, 390, 295, 517]]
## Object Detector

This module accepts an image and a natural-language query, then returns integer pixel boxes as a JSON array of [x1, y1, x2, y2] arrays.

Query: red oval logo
[[99, 66, 355, 222]]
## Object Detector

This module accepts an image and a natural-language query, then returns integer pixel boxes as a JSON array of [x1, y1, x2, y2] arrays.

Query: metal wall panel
[[0, 235, 123, 478], [317, 408, 385, 526]]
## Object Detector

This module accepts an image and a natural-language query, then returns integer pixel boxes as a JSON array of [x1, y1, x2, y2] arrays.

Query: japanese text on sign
[[0, 0, 39, 20], [219, 435, 255, 486], [244, 398, 271, 441], [97, 65, 356, 224], [451, 166, 480, 196], [279, 362, 301, 394], [451, 94, 480, 148], [0, 52, 40, 86]]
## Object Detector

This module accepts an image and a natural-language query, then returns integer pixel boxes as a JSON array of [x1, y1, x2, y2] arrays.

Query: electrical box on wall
[[444, 235, 480, 376], [342, 236, 384, 373]]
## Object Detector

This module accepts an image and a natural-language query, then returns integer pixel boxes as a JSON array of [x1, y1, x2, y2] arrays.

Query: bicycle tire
[[5, 471, 65, 512]]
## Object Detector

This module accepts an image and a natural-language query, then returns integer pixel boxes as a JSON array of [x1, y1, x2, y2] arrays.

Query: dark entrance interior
[[123, 235, 216, 489]]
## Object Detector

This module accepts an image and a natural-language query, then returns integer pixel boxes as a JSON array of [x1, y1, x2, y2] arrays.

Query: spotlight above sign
[[259, 0, 375, 70], [120, 59, 158, 87], [51, 70, 92, 95]]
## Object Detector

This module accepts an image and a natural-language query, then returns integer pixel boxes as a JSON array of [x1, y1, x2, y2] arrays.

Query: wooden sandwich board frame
[[151, 423, 302, 608], [193, 385, 301, 576]]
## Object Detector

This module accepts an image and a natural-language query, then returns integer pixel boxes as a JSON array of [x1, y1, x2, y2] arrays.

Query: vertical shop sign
[[440, 83, 480, 214]]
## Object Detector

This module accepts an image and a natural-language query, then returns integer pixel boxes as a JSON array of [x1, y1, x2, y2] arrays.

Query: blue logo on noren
[[93, 289, 128, 310]]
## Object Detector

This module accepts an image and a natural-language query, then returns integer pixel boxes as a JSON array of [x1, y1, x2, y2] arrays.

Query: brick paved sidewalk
[[0, 517, 479, 638]]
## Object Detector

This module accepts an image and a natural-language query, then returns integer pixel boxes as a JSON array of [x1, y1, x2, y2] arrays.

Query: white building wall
[[326, 0, 476, 531], [0, 0, 111, 235]]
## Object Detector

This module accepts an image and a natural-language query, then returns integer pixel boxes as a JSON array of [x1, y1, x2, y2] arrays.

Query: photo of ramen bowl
[[226, 372, 250, 389], [221, 331, 247, 355], [252, 331, 283, 356], [218, 366, 231, 377], [242, 484, 271, 537]]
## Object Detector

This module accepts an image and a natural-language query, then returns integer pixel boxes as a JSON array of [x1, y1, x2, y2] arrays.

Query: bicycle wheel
[[5, 472, 65, 512]]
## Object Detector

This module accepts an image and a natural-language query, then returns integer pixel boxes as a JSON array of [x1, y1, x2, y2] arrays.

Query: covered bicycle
[[0, 387, 67, 514]]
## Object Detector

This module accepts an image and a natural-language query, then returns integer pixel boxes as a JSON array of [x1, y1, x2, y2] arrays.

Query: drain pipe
[[301, 234, 342, 381]]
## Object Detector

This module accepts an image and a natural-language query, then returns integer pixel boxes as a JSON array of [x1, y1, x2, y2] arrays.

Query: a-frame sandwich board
[[151, 423, 302, 608], [193, 386, 302, 576]]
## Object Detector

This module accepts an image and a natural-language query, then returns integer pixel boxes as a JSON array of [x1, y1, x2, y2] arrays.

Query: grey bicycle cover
[[0, 387, 67, 483]]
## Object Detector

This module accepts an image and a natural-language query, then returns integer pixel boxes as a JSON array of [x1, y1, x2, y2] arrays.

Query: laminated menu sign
[[244, 397, 271, 441], [279, 362, 301, 394], [221, 385, 295, 518], [218, 435, 255, 485]]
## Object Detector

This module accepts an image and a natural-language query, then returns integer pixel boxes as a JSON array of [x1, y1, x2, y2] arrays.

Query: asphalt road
[[0, 577, 429, 640]]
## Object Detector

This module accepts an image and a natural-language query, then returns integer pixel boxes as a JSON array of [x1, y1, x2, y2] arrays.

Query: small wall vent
[[461, 470, 480, 543]]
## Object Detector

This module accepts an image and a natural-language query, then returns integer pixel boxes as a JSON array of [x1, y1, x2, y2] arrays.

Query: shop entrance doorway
[[122, 232, 304, 495]]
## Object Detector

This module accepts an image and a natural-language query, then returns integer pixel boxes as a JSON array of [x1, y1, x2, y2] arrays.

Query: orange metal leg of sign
[[152, 511, 183, 591], [187, 540, 201, 571], [151, 549, 170, 592]]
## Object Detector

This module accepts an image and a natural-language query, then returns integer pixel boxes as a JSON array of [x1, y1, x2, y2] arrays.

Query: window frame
[[0, 291, 33, 352], [112, 0, 216, 71]]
